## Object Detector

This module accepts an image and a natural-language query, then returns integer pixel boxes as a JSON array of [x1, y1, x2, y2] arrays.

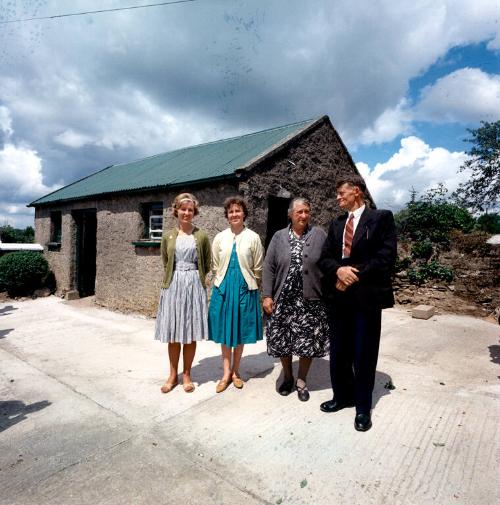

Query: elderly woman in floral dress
[[262, 197, 329, 401]]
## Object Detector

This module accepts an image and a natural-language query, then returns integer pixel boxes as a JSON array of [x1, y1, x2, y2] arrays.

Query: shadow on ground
[[488, 342, 500, 365], [255, 355, 394, 409], [0, 400, 51, 433], [0, 328, 13, 339], [191, 350, 276, 386], [0, 305, 17, 317]]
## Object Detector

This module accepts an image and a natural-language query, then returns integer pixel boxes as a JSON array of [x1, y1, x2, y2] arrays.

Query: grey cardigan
[[262, 226, 327, 301]]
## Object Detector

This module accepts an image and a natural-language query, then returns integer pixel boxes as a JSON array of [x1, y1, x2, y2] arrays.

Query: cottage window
[[141, 202, 163, 240], [50, 211, 62, 243]]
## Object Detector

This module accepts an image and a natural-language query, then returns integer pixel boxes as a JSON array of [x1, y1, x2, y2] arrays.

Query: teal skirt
[[208, 244, 263, 347]]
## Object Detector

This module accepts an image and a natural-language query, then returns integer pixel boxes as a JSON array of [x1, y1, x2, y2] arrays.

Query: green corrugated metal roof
[[30, 117, 321, 206]]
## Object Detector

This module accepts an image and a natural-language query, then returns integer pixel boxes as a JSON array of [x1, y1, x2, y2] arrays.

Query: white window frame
[[148, 206, 163, 240]]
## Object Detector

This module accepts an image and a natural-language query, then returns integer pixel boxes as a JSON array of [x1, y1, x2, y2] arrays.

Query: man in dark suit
[[318, 174, 397, 431]]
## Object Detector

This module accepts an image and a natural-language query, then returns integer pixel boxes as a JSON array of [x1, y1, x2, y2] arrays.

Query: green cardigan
[[160, 227, 211, 289]]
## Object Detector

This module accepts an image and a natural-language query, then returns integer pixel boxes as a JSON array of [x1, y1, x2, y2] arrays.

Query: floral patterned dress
[[266, 227, 329, 358]]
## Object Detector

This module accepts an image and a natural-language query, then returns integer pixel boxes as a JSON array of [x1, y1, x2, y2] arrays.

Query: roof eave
[[28, 173, 238, 208]]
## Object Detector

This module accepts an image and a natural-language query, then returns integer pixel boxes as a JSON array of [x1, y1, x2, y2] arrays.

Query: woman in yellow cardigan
[[208, 196, 264, 393], [154, 193, 211, 393]]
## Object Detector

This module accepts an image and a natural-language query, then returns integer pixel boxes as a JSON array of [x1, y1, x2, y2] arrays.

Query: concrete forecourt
[[1, 296, 499, 505]]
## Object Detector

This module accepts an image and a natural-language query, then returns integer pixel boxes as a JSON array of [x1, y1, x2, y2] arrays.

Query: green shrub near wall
[[407, 260, 454, 285], [0, 251, 49, 296], [411, 239, 434, 260], [395, 186, 476, 245]]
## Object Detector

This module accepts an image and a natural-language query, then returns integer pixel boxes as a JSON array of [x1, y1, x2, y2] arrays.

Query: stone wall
[[394, 238, 500, 319], [240, 119, 369, 236]]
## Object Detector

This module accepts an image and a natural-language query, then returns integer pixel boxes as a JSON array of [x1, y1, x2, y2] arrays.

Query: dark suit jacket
[[319, 207, 397, 309]]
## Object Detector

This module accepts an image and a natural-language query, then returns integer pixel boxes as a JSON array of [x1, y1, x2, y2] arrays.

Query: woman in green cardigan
[[154, 192, 211, 393]]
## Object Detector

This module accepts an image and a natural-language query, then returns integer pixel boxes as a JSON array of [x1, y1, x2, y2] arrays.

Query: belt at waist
[[175, 262, 198, 271]]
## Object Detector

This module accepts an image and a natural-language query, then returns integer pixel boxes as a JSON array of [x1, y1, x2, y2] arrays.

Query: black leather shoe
[[295, 381, 310, 402], [278, 378, 294, 396], [354, 413, 372, 432], [319, 399, 355, 413]]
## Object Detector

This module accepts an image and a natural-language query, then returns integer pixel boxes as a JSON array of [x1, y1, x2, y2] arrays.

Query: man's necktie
[[343, 213, 354, 258]]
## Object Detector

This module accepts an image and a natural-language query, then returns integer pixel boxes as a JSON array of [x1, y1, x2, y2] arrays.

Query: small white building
[[0, 238, 43, 255]]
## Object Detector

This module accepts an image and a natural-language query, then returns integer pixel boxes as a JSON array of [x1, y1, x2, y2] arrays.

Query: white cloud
[[416, 68, 500, 123], [0, 106, 13, 138], [53, 89, 243, 153], [91, 91, 226, 152], [0, 140, 61, 228], [0, 105, 61, 227], [0, 205, 35, 229], [357, 136, 470, 209], [54, 129, 94, 149], [0, 142, 60, 198], [357, 66, 500, 145], [359, 100, 413, 145]]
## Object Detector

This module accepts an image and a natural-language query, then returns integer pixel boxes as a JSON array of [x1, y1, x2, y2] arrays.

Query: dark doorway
[[73, 209, 97, 297], [265, 196, 292, 249]]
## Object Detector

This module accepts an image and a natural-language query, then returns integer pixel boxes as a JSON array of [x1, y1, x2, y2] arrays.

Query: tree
[[453, 120, 500, 212], [0, 225, 35, 243], [395, 184, 475, 244], [476, 213, 500, 234]]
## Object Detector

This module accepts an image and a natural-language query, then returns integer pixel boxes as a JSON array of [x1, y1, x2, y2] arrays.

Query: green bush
[[0, 251, 49, 296], [407, 267, 427, 285], [407, 260, 453, 285], [411, 239, 433, 260], [476, 213, 500, 234], [395, 185, 475, 244]]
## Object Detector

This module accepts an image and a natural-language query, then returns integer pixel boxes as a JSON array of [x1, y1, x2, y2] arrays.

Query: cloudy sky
[[1, 0, 499, 227]]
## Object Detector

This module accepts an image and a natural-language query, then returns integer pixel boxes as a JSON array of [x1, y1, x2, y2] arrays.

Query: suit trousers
[[329, 301, 381, 414]]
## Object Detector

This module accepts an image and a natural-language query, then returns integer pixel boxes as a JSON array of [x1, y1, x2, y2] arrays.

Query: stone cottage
[[30, 115, 370, 315]]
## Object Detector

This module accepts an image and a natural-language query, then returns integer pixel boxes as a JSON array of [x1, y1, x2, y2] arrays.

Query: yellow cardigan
[[211, 227, 264, 290]]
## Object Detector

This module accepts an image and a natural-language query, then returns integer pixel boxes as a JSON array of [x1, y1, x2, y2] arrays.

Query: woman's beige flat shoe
[[183, 382, 195, 393], [216, 379, 230, 393], [160, 381, 178, 394], [232, 375, 244, 389]]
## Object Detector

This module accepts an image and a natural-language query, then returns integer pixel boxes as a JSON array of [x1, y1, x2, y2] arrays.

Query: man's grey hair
[[287, 197, 311, 217]]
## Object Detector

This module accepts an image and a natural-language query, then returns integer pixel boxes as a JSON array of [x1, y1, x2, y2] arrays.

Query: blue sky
[[0, 0, 499, 226], [353, 39, 500, 165]]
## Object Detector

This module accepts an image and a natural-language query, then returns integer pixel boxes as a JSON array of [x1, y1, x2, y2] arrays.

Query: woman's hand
[[262, 297, 274, 315]]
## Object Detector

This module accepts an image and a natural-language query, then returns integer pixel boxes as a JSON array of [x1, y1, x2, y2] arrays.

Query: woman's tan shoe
[[216, 379, 230, 393], [183, 382, 195, 393], [232, 374, 244, 389], [160, 381, 178, 393]]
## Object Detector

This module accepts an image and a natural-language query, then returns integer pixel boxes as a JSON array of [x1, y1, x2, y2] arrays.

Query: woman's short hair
[[287, 197, 311, 217], [223, 196, 248, 219], [172, 192, 199, 217]]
